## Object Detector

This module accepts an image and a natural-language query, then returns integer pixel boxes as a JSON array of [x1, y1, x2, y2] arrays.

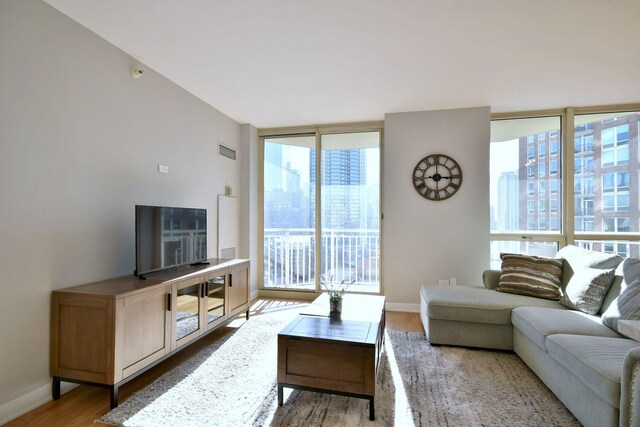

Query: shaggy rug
[[98, 311, 579, 426]]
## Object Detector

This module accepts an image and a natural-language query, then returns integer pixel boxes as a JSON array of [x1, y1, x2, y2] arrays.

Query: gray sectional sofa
[[420, 245, 640, 427]]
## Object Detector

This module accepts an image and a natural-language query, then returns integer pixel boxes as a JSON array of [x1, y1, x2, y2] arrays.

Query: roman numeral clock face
[[412, 154, 463, 201]]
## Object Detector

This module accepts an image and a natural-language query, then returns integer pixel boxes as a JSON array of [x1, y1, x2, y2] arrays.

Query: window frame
[[490, 112, 565, 251], [257, 121, 384, 299], [490, 104, 640, 257]]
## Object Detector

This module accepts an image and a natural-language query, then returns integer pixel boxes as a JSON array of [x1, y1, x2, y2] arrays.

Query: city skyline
[[264, 141, 380, 230], [263, 136, 382, 288]]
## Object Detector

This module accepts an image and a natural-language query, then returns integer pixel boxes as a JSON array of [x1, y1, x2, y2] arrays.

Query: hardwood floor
[[5, 299, 423, 427]]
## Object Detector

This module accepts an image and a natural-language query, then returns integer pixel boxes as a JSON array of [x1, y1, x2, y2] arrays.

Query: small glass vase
[[329, 298, 342, 317]]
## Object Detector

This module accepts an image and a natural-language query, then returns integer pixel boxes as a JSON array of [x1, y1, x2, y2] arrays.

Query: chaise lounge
[[420, 245, 640, 427]]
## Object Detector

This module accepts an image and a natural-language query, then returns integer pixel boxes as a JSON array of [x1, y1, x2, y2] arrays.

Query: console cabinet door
[[116, 285, 171, 381], [52, 293, 115, 384], [172, 276, 204, 350], [228, 262, 249, 315], [204, 271, 227, 331]]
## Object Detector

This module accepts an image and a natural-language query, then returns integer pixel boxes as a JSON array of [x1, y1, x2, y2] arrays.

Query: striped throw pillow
[[497, 253, 563, 300]]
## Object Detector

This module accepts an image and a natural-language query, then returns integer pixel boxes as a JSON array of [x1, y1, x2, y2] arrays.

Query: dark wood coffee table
[[277, 293, 386, 420]]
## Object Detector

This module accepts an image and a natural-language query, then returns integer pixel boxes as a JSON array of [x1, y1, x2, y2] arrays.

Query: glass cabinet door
[[205, 275, 225, 326], [175, 282, 201, 342]]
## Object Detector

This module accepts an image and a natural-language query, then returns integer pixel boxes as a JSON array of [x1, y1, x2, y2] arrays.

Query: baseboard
[[0, 381, 77, 425], [250, 289, 259, 302], [386, 302, 420, 313]]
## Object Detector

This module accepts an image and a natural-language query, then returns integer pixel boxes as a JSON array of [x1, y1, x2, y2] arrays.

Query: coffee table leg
[[369, 396, 375, 420], [278, 384, 283, 406]]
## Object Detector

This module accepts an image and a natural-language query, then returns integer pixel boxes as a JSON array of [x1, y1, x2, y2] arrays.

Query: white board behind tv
[[217, 195, 237, 259]]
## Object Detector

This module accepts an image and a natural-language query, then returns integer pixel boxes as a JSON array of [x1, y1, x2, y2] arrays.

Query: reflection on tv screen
[[136, 206, 207, 276]]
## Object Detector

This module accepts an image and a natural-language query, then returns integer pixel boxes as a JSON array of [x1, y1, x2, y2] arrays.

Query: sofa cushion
[[600, 257, 640, 315], [560, 268, 615, 315], [511, 306, 622, 351], [421, 285, 566, 325], [496, 253, 563, 300], [546, 335, 640, 408], [602, 278, 640, 333]]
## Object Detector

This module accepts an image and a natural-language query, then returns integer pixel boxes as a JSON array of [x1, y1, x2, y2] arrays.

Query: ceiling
[[44, 0, 640, 128]]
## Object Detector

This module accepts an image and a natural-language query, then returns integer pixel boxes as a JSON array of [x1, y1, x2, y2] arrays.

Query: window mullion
[[490, 233, 563, 243], [564, 108, 575, 246], [314, 131, 321, 293]]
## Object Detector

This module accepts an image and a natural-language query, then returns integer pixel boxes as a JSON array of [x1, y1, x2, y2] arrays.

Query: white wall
[[0, 0, 244, 420], [383, 107, 491, 309]]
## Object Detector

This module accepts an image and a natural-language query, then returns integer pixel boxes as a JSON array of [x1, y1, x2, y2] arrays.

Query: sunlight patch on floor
[[384, 331, 415, 426], [226, 318, 246, 328], [250, 299, 309, 316]]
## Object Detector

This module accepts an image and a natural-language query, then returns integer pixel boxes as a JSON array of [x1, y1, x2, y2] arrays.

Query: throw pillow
[[560, 268, 615, 315], [497, 253, 563, 300], [602, 278, 640, 333], [555, 245, 623, 295], [600, 257, 640, 315], [614, 257, 640, 291], [555, 244, 624, 269]]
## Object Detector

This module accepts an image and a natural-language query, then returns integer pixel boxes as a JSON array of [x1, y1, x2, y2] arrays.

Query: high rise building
[[264, 144, 308, 228], [309, 149, 367, 229], [517, 113, 640, 258], [518, 128, 562, 234], [497, 171, 519, 231], [489, 205, 497, 231], [264, 143, 283, 192]]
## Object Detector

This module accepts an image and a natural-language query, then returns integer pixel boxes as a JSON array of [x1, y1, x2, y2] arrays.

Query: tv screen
[[135, 205, 207, 277]]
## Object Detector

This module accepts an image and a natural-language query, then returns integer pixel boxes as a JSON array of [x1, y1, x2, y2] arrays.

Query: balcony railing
[[263, 228, 380, 292]]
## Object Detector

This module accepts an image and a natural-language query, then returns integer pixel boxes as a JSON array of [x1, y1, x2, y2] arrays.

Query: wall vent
[[219, 144, 236, 160]]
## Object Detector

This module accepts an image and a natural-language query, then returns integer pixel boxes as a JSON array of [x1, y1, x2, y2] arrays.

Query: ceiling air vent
[[219, 144, 236, 160]]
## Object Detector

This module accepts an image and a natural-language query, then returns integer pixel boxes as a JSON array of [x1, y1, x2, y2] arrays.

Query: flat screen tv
[[135, 205, 207, 278]]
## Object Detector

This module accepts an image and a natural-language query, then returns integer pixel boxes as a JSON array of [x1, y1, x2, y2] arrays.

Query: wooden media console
[[50, 258, 250, 408]]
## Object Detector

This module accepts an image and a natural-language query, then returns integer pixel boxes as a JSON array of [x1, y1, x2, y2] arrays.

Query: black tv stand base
[[52, 376, 120, 409]]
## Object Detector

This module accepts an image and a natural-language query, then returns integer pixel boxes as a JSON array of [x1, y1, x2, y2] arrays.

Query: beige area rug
[[98, 311, 579, 426]]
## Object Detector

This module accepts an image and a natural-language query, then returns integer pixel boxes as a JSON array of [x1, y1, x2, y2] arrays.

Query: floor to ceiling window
[[263, 135, 316, 290], [320, 132, 380, 293], [489, 116, 563, 268], [261, 127, 382, 294], [573, 110, 640, 257], [490, 105, 640, 265]]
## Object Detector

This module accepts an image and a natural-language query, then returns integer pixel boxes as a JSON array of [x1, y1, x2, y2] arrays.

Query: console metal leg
[[277, 384, 283, 406], [246, 309, 250, 320], [52, 377, 61, 400], [369, 396, 375, 421], [110, 385, 119, 409]]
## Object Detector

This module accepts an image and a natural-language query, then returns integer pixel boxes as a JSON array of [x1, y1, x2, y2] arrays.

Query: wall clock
[[412, 154, 463, 201]]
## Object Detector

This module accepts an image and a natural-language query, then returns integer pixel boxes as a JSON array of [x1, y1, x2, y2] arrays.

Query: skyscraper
[[264, 143, 283, 192], [264, 144, 308, 228], [497, 171, 519, 231], [310, 149, 367, 229], [516, 113, 640, 258]]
